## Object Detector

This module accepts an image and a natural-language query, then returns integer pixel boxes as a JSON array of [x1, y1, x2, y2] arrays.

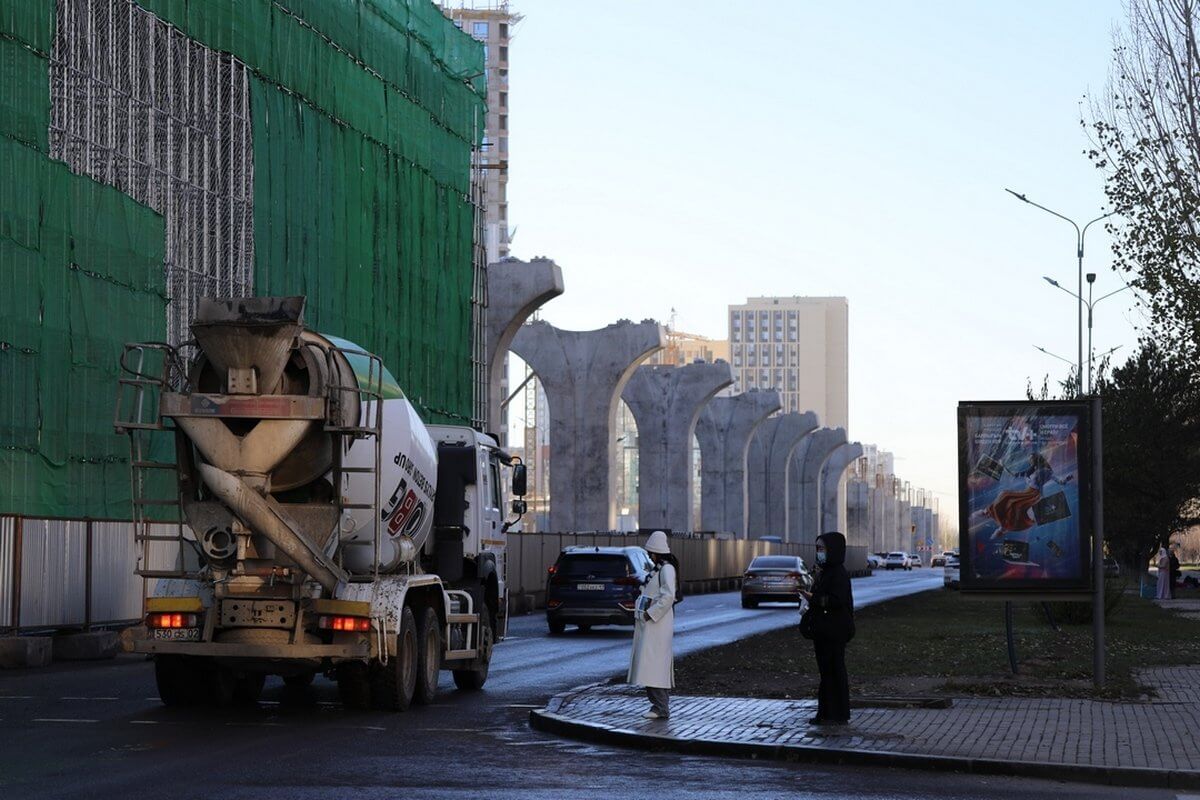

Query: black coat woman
[[799, 531, 854, 725]]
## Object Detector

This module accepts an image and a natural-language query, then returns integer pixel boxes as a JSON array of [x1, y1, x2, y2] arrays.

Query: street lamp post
[[1007, 190, 1113, 395], [1043, 276, 1130, 394]]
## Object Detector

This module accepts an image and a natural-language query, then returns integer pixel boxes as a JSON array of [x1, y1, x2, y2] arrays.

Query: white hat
[[645, 530, 670, 554]]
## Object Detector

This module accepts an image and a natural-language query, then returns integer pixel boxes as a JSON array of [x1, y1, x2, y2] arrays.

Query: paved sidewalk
[[531, 666, 1200, 790]]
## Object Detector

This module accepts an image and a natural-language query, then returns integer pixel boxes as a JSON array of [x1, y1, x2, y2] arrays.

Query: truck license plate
[[576, 583, 604, 591], [152, 628, 200, 641]]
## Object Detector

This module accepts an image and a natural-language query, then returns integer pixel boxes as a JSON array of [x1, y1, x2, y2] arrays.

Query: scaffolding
[[48, 0, 255, 346]]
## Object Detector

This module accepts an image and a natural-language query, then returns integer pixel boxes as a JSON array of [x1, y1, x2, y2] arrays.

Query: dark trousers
[[646, 687, 669, 716], [813, 638, 850, 722]]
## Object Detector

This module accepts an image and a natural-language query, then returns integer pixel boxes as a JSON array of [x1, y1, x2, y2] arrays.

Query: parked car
[[741, 555, 813, 608], [545, 546, 654, 634], [1104, 557, 1121, 578], [886, 551, 912, 571], [866, 553, 886, 569], [944, 557, 961, 589], [908, 554, 923, 568]]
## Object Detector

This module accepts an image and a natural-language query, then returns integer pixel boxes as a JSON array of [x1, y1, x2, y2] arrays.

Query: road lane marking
[[60, 696, 118, 700], [0, 696, 35, 700], [33, 718, 98, 723], [130, 720, 158, 725]]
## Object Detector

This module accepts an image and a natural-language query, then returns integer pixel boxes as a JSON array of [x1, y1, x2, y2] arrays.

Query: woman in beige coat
[[628, 530, 677, 719]]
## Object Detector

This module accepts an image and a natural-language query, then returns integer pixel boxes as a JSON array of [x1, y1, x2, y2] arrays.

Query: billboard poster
[[958, 401, 1092, 592]]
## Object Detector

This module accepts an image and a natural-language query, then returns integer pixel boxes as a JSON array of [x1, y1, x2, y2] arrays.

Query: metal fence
[[49, 0, 255, 345], [0, 516, 145, 632]]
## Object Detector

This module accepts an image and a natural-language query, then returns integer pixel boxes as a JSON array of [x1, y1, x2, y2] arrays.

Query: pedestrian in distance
[[799, 531, 855, 725], [1156, 547, 1172, 600], [1170, 546, 1182, 600], [628, 530, 677, 720]]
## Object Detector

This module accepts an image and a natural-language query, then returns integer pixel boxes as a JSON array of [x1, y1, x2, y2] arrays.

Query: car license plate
[[151, 628, 200, 641], [576, 583, 604, 591]]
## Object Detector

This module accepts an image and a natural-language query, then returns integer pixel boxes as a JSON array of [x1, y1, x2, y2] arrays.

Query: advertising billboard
[[958, 401, 1093, 592]]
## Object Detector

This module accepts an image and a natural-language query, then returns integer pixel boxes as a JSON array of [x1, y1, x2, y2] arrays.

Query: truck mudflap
[[133, 640, 370, 659]]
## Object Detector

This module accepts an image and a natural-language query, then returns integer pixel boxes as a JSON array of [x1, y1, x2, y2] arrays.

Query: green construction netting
[[1, 0, 483, 518], [0, 135, 169, 519], [136, 0, 485, 425]]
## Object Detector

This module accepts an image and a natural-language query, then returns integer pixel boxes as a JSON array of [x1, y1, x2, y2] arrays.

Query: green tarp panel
[[0, 136, 168, 519]]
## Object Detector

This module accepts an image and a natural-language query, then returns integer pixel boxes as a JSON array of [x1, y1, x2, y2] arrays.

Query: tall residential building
[[442, 2, 519, 263], [727, 296, 849, 427]]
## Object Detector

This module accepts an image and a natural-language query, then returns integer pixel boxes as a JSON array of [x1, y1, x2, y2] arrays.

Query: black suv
[[545, 546, 653, 634]]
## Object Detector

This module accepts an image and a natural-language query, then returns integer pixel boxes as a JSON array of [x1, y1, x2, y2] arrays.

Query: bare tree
[[1087, 0, 1200, 356]]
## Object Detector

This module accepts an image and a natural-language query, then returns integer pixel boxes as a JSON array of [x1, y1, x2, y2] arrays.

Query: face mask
[[816, 550, 827, 565]]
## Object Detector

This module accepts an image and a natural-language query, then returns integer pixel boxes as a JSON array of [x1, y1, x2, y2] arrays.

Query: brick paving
[[535, 666, 1200, 780]]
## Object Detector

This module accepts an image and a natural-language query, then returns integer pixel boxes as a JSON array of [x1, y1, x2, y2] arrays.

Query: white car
[[944, 557, 961, 589], [867, 553, 886, 569], [885, 551, 911, 571], [931, 550, 955, 567], [907, 554, 923, 568]]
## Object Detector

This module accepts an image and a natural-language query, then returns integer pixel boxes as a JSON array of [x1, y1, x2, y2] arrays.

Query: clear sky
[[503, 0, 1144, 525]]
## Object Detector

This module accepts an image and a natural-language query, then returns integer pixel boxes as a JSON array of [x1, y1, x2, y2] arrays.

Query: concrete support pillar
[[511, 318, 666, 532], [820, 442, 863, 534], [484, 257, 565, 439], [695, 390, 781, 537], [846, 479, 870, 549], [788, 427, 847, 542], [746, 412, 819, 539], [621, 361, 734, 533]]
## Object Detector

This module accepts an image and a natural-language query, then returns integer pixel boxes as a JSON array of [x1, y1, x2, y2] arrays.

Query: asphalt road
[[0, 569, 1176, 799]]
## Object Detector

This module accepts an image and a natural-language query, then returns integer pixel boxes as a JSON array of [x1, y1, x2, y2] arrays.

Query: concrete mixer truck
[[113, 296, 526, 711]]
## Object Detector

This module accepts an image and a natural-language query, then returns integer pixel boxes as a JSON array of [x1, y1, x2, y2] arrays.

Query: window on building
[[762, 349, 771, 366], [500, 46, 508, 62], [500, 137, 508, 151], [473, 21, 489, 39], [500, 92, 507, 109], [499, 68, 508, 86], [499, 115, 507, 131], [760, 370, 769, 384], [774, 369, 783, 387], [760, 329, 768, 342], [500, 22, 509, 38], [499, 203, 507, 220]]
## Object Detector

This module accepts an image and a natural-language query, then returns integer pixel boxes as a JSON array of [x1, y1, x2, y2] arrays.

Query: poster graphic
[[958, 402, 1092, 592]]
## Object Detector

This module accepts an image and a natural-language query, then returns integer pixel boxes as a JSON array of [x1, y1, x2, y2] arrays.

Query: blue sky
[[503, 0, 1141, 524]]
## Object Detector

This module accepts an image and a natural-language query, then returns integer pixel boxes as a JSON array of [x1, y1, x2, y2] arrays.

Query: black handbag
[[799, 600, 855, 642]]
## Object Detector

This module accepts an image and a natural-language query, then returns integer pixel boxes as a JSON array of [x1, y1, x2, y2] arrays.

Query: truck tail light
[[547, 600, 563, 609], [318, 615, 371, 632], [148, 612, 199, 629], [547, 565, 558, 575]]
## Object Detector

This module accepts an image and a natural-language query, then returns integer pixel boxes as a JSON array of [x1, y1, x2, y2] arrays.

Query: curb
[[529, 695, 1200, 791]]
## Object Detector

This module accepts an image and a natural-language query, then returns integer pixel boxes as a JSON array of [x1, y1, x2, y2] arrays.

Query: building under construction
[[0, 0, 487, 632]]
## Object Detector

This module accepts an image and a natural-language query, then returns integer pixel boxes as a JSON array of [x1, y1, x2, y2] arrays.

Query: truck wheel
[[154, 655, 200, 707], [414, 606, 442, 705], [371, 606, 418, 711], [336, 662, 371, 710], [547, 620, 565, 636], [233, 673, 266, 704], [284, 673, 314, 690], [453, 612, 493, 691], [203, 662, 237, 707]]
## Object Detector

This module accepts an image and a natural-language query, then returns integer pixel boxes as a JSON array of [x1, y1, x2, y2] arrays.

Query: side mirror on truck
[[511, 462, 527, 497], [511, 499, 527, 515]]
